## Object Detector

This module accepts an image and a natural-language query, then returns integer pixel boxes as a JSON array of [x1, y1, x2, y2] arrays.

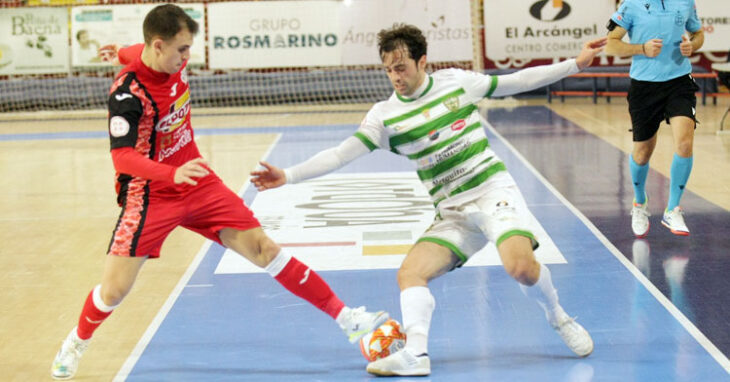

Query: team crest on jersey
[[180, 68, 188, 84], [674, 11, 684, 26], [443, 96, 460, 112], [156, 89, 190, 133], [428, 129, 440, 141]]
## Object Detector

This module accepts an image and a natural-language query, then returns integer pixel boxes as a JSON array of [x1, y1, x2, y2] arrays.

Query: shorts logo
[[496, 200, 509, 207], [109, 116, 130, 137]]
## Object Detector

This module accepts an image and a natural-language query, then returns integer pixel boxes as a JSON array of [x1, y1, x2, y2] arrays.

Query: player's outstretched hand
[[174, 158, 209, 186], [250, 161, 286, 191], [575, 36, 608, 70], [98, 44, 121, 65]]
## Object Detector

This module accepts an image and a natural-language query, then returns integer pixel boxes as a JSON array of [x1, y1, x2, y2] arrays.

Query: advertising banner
[[209, 0, 474, 69], [695, 0, 730, 53], [70, 3, 205, 67], [208, 0, 342, 69], [0, 7, 70, 75], [484, 0, 615, 60], [339, 0, 473, 65]]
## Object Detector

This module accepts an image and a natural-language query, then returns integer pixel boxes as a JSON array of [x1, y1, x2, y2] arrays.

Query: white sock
[[519, 263, 564, 325], [400, 286, 435, 356], [335, 306, 350, 327]]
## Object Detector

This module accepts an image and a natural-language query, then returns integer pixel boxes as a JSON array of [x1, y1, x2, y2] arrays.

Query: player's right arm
[[250, 108, 386, 191], [605, 25, 660, 58], [108, 77, 208, 186], [250, 136, 370, 191], [605, 1, 661, 58]]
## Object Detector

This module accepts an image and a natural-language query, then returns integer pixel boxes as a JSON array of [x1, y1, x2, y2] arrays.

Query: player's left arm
[[488, 37, 607, 98], [681, 3, 704, 57]]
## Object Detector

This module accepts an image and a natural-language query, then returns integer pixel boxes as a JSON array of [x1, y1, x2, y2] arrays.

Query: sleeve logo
[[109, 116, 130, 137]]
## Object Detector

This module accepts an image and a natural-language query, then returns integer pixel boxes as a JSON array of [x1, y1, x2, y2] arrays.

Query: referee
[[606, 0, 704, 237]]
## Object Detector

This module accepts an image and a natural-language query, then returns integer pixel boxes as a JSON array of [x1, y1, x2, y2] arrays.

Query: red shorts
[[108, 176, 260, 258]]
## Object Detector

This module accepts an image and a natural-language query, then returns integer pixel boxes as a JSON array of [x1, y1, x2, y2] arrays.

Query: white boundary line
[[483, 118, 730, 373], [113, 133, 282, 381]]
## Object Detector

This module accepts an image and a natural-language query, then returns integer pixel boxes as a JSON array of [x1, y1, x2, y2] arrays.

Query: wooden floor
[[1, 97, 728, 381]]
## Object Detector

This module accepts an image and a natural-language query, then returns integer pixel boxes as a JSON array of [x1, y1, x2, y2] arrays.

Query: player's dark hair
[[377, 24, 427, 63], [143, 4, 198, 44]]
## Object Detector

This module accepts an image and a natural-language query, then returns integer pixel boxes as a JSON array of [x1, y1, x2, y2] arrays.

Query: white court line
[[113, 133, 283, 381], [483, 118, 730, 373]]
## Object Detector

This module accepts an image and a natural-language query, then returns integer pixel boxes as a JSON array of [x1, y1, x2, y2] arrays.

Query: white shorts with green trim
[[418, 185, 539, 268]]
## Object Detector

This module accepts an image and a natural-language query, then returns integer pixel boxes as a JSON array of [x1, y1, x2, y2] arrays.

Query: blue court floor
[[118, 106, 730, 381]]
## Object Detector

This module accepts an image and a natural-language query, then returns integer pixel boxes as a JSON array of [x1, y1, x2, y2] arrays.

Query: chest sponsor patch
[[109, 116, 130, 137], [451, 119, 466, 131]]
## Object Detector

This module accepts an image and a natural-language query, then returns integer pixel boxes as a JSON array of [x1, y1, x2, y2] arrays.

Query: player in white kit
[[252, 24, 607, 376]]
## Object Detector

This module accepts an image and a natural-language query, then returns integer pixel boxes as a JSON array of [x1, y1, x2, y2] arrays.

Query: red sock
[[272, 255, 345, 319], [76, 285, 115, 340]]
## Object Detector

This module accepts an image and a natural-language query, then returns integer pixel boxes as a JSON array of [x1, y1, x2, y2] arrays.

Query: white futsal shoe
[[338, 306, 389, 343], [366, 348, 431, 376], [630, 199, 650, 238], [662, 206, 689, 236], [51, 327, 90, 380], [550, 309, 594, 357]]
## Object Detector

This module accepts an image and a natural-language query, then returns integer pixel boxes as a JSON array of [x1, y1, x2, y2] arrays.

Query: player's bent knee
[[503, 257, 539, 285]]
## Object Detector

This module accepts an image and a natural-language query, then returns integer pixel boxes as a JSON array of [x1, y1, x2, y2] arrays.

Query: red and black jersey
[[108, 44, 208, 202]]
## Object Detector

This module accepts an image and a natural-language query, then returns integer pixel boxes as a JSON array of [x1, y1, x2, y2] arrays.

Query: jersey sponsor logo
[[417, 156, 435, 168], [115, 93, 132, 101], [443, 96, 460, 112], [109, 116, 130, 137], [433, 140, 469, 162], [451, 119, 466, 131], [432, 166, 466, 186], [428, 129, 440, 141], [158, 128, 192, 161], [156, 89, 190, 133]]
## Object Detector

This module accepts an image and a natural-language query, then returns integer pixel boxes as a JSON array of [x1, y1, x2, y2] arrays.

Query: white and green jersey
[[354, 68, 514, 208]]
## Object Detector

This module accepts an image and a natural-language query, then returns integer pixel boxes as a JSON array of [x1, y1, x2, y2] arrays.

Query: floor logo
[[529, 0, 571, 22]]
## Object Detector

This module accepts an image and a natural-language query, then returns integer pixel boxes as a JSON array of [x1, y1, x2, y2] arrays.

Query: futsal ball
[[359, 319, 407, 361]]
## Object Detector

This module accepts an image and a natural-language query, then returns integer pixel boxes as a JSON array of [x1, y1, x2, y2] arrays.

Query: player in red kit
[[51, 5, 387, 380]]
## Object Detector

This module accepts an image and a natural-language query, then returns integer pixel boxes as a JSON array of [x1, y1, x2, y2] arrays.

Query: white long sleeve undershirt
[[284, 136, 370, 184], [491, 58, 579, 98]]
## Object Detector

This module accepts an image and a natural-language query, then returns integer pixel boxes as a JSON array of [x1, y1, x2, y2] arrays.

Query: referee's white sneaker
[[366, 348, 431, 376], [51, 327, 90, 380], [630, 200, 650, 238], [551, 311, 594, 358], [662, 206, 690, 236], [337, 306, 389, 344]]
